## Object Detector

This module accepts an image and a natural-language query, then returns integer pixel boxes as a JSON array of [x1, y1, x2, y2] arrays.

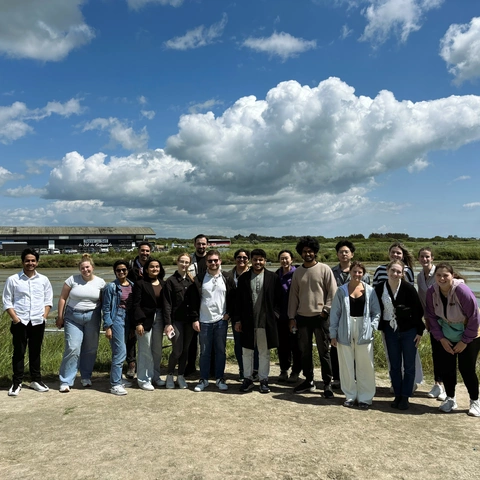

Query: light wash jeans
[[109, 308, 128, 386], [136, 310, 164, 386], [59, 306, 101, 386], [242, 328, 270, 381]]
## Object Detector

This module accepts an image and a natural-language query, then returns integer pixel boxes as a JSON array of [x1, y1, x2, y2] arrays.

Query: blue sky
[[0, 0, 479, 239]]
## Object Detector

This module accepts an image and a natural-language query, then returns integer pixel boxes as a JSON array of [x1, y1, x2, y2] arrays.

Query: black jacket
[[163, 272, 193, 325], [132, 278, 165, 331]]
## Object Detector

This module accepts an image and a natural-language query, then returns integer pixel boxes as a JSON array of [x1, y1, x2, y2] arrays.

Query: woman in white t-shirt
[[56, 254, 106, 392]]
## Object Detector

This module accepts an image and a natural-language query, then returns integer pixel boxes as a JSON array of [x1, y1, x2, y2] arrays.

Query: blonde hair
[[177, 252, 194, 282], [79, 253, 95, 268]]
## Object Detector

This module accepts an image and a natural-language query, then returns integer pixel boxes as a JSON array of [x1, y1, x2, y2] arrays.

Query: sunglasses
[[115, 268, 128, 273], [207, 259, 220, 263], [236, 256, 248, 260]]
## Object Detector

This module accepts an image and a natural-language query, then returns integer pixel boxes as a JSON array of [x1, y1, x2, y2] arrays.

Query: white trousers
[[242, 328, 270, 381], [337, 316, 376, 404]]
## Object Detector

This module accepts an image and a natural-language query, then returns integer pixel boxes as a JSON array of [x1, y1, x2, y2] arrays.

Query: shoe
[[177, 375, 188, 389], [278, 370, 289, 383], [437, 391, 447, 402], [343, 400, 355, 408], [439, 397, 458, 413], [138, 381, 154, 391], [398, 396, 410, 410], [122, 380, 133, 388], [166, 374, 175, 389], [155, 378, 166, 387], [259, 379, 270, 394], [239, 378, 255, 393], [427, 384, 444, 398], [294, 380, 316, 393], [8, 383, 21, 397], [468, 399, 480, 417], [81, 379, 92, 388], [59, 384, 70, 393], [324, 385, 334, 399], [332, 380, 341, 390], [216, 378, 228, 391], [252, 371, 259, 382], [358, 402, 370, 410], [391, 396, 401, 409], [238, 371, 244, 382], [110, 385, 127, 396], [194, 379, 209, 392], [126, 362, 136, 379], [30, 381, 49, 392], [287, 372, 300, 383]]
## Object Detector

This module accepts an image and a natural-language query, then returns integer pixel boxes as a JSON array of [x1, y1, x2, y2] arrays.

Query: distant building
[[208, 238, 231, 247]]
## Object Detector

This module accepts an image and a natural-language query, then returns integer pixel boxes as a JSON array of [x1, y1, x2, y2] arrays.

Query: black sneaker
[[294, 380, 316, 393], [239, 378, 254, 393], [398, 396, 410, 410], [259, 379, 270, 394], [324, 385, 334, 399], [251, 370, 259, 382], [358, 402, 370, 410]]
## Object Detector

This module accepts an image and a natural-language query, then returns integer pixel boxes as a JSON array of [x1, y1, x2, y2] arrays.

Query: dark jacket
[[375, 280, 425, 335], [132, 278, 165, 331], [163, 272, 193, 325], [234, 269, 282, 350]]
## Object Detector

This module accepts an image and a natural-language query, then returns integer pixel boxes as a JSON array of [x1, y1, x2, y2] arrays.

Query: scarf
[[382, 281, 401, 331]]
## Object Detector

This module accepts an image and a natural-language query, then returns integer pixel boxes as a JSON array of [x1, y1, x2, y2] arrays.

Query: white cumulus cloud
[[463, 202, 480, 209], [127, 0, 183, 10], [188, 99, 223, 114], [141, 110, 156, 120], [4, 185, 46, 197]]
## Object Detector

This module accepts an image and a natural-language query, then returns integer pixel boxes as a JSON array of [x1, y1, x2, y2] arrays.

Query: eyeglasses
[[236, 256, 248, 260], [207, 259, 219, 263], [116, 268, 128, 273]]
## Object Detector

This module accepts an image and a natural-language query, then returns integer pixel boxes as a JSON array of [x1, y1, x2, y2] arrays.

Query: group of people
[[2, 237, 479, 418]]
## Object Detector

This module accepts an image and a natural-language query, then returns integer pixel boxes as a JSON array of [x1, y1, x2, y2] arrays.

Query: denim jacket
[[329, 282, 381, 346], [102, 278, 134, 329]]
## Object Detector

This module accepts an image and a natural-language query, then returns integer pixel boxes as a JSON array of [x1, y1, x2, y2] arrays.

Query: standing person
[[185, 234, 209, 376], [57, 254, 106, 392], [102, 260, 134, 396], [187, 250, 236, 392], [330, 262, 381, 409], [330, 240, 371, 389], [125, 241, 152, 379], [375, 260, 425, 410], [235, 249, 282, 394], [132, 258, 166, 391], [288, 236, 337, 398], [163, 253, 195, 390], [417, 247, 445, 401], [425, 263, 480, 417], [2, 248, 53, 396], [275, 249, 301, 384]]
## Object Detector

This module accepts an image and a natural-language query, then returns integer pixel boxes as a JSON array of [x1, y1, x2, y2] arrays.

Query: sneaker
[[358, 402, 370, 410], [122, 380, 133, 388], [177, 375, 188, 389], [238, 371, 245, 382], [467, 399, 480, 417], [239, 378, 255, 393], [8, 383, 21, 397], [437, 391, 447, 402], [30, 381, 49, 393], [391, 396, 401, 409], [294, 380, 316, 393], [324, 385, 334, 399], [259, 379, 270, 394], [194, 379, 209, 392], [81, 379, 92, 388], [278, 370, 289, 383], [343, 400, 355, 408], [439, 397, 458, 413], [155, 378, 166, 387], [110, 385, 127, 396], [138, 381, 154, 391], [126, 362, 136, 379], [252, 371, 259, 382], [332, 380, 341, 390], [216, 378, 228, 391], [398, 396, 410, 410], [287, 372, 299, 383], [59, 384, 70, 393], [166, 374, 175, 389], [427, 384, 443, 398]]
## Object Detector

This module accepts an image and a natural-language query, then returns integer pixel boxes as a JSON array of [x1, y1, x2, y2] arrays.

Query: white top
[[65, 274, 106, 311], [199, 272, 226, 324], [2, 270, 53, 326]]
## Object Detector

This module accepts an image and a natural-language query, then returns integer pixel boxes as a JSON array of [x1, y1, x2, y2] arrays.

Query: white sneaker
[[166, 374, 175, 389], [154, 378, 166, 387], [194, 379, 209, 392], [216, 378, 228, 391], [110, 385, 128, 396], [8, 384, 22, 396], [437, 391, 447, 402], [177, 375, 188, 389], [59, 384, 70, 393], [468, 399, 480, 417], [138, 381, 154, 391], [81, 379, 92, 388], [427, 384, 444, 398], [439, 397, 458, 413], [30, 381, 49, 393]]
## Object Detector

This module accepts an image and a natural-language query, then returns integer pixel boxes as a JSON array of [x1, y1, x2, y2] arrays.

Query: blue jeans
[[109, 308, 128, 386], [59, 306, 101, 386], [199, 320, 227, 380], [136, 310, 164, 385], [383, 323, 417, 397]]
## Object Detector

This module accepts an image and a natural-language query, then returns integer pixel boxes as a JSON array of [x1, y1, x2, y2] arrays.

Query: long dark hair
[[143, 258, 165, 281]]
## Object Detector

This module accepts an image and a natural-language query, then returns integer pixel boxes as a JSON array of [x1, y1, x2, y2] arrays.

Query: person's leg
[[59, 308, 85, 386], [79, 308, 101, 381], [353, 318, 376, 405], [457, 337, 480, 400], [136, 328, 153, 384], [414, 349, 423, 385], [290, 329, 302, 374], [233, 327, 244, 375], [337, 342, 356, 402], [330, 345, 340, 384], [125, 330, 137, 376], [399, 328, 418, 398], [255, 328, 270, 381], [435, 340, 457, 398], [383, 323, 402, 396], [185, 331, 198, 375], [110, 309, 127, 386], [167, 323, 182, 374], [314, 317, 333, 387], [242, 347, 254, 379], [178, 323, 195, 376], [151, 310, 164, 383], [198, 323, 213, 380], [27, 322, 46, 382], [10, 321, 27, 385], [297, 322, 314, 381], [277, 320, 291, 372], [430, 333, 443, 383], [213, 320, 228, 380]]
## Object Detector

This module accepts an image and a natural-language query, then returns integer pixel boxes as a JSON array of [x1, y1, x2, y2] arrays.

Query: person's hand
[[56, 317, 64, 329], [453, 340, 467, 354], [234, 322, 242, 333], [331, 338, 337, 347], [414, 334, 422, 348], [136, 324, 145, 337], [223, 313, 230, 321], [192, 321, 200, 332], [164, 325, 174, 336], [105, 327, 112, 340], [440, 337, 454, 355], [289, 319, 297, 333]]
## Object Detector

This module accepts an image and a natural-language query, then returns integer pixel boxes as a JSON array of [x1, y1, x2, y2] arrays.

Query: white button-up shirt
[[199, 272, 226, 324], [2, 270, 53, 325]]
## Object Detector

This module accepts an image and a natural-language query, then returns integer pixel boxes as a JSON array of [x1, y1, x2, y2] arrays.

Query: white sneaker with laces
[[30, 381, 49, 392], [59, 384, 70, 393], [8, 384, 22, 396], [166, 374, 175, 389], [110, 385, 128, 396], [437, 391, 447, 402], [216, 378, 228, 391], [194, 379, 209, 392], [138, 381, 154, 391], [428, 384, 441, 398], [81, 379, 92, 388], [439, 396, 458, 413], [177, 375, 188, 389], [467, 399, 480, 417]]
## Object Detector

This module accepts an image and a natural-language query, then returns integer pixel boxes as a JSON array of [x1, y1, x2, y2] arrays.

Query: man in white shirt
[[2, 249, 53, 396]]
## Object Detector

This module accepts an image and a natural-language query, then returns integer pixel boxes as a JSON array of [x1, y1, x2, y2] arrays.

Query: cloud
[[138, 95, 148, 105], [340, 24, 353, 40], [141, 110, 156, 120], [440, 17, 480, 85], [127, 0, 183, 10], [0, 166, 15, 186], [0, 0, 95, 61], [463, 202, 480, 209], [452, 175, 471, 182], [82, 117, 149, 151], [0, 98, 83, 144], [164, 13, 227, 50], [4, 185, 46, 197], [407, 157, 429, 172], [242, 32, 317, 61], [188, 99, 223, 114]]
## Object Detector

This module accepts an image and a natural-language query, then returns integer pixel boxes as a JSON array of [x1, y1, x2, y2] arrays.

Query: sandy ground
[[0, 363, 478, 480]]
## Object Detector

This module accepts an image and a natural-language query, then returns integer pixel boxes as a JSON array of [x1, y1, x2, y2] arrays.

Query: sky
[[0, 0, 479, 239]]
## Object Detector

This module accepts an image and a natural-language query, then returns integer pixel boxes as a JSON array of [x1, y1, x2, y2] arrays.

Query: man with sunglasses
[[187, 250, 236, 392]]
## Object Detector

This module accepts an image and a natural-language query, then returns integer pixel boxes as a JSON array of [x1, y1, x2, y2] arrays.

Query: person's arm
[[322, 267, 338, 315], [56, 283, 72, 329], [132, 282, 146, 336], [369, 288, 381, 332], [44, 279, 53, 321], [102, 283, 114, 336], [2, 278, 20, 323], [329, 289, 342, 346], [287, 272, 299, 331]]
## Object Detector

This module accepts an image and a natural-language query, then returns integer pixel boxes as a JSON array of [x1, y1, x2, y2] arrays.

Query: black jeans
[[11, 321, 45, 384], [296, 315, 332, 386], [167, 322, 195, 375], [430, 333, 443, 383], [436, 336, 480, 400], [277, 319, 301, 373]]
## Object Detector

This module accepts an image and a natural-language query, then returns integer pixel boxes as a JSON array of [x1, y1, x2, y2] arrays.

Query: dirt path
[[0, 364, 478, 480]]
